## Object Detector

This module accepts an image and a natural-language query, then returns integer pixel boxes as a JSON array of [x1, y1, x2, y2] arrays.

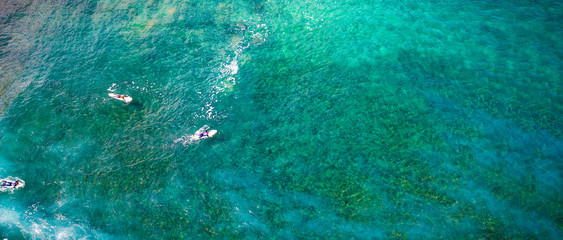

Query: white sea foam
[[106, 83, 117, 92], [176, 22, 267, 144], [201, 20, 269, 116], [1, 200, 113, 239]]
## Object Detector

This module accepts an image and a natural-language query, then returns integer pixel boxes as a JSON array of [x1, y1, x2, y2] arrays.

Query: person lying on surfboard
[[1, 180, 19, 188], [199, 130, 209, 138], [108, 93, 132, 103], [190, 126, 217, 140]]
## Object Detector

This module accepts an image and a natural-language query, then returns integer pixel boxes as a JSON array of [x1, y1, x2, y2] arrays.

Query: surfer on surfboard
[[192, 125, 217, 140], [199, 130, 209, 138], [0, 177, 24, 192], [1, 180, 19, 188], [108, 93, 133, 103]]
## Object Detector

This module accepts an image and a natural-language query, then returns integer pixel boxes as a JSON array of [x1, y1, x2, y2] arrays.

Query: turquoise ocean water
[[0, 0, 561, 239]]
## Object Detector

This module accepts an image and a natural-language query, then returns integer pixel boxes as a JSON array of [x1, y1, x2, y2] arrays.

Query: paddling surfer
[[1, 180, 19, 188], [199, 130, 209, 138]]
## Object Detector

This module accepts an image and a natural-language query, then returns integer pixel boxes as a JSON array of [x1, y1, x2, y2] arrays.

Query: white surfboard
[[0, 177, 25, 192], [191, 126, 218, 140], [108, 93, 132, 103]]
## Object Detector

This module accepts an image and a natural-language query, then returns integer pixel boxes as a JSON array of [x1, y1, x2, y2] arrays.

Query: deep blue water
[[0, 0, 561, 239]]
